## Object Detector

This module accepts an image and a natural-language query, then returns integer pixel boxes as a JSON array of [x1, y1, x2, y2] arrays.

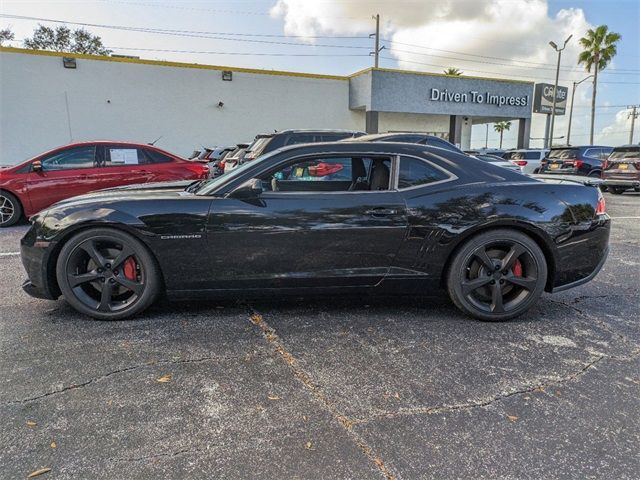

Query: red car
[[0, 141, 209, 227]]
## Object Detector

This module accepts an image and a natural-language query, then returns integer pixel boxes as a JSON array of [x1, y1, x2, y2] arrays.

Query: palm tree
[[493, 121, 511, 149], [443, 67, 462, 76], [578, 25, 622, 143]]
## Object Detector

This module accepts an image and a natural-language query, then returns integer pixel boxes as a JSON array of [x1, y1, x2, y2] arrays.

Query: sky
[[1, 0, 639, 149]]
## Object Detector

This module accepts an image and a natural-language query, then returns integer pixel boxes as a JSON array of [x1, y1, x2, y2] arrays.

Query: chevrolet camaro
[[20, 142, 610, 321]]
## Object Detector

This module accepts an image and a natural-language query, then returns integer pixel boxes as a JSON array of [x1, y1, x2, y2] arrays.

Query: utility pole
[[370, 14, 384, 68], [548, 35, 572, 148], [628, 105, 639, 144], [566, 74, 593, 145]]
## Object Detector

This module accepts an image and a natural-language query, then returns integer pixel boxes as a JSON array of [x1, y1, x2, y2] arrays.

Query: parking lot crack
[[248, 309, 397, 480], [355, 352, 640, 425]]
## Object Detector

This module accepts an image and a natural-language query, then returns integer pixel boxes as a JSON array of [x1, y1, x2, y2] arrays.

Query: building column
[[365, 111, 379, 134], [448, 115, 463, 147], [517, 118, 531, 149]]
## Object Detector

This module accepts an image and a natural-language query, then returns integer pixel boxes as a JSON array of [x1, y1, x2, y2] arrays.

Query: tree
[[23, 24, 112, 55], [494, 121, 511, 149], [578, 25, 621, 144], [444, 67, 463, 76], [0, 27, 15, 46]]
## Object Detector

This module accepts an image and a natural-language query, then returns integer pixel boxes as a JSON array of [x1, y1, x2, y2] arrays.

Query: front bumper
[[20, 227, 59, 300]]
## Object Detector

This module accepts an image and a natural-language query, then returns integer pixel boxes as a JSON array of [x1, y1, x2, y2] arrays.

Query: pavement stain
[[248, 310, 397, 480]]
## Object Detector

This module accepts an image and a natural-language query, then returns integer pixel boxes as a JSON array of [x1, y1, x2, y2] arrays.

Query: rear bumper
[[602, 179, 640, 188], [551, 216, 610, 292]]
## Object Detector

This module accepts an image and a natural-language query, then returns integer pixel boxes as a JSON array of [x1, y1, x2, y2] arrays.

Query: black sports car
[[21, 142, 610, 321]]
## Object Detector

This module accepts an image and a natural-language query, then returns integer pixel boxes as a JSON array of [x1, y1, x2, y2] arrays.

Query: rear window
[[246, 137, 273, 157], [424, 138, 460, 153], [144, 149, 173, 164], [507, 151, 540, 160], [398, 157, 449, 189], [609, 148, 640, 160], [549, 149, 578, 159]]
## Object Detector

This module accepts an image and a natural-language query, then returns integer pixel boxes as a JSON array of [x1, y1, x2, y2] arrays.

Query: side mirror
[[230, 178, 263, 199], [32, 160, 43, 172]]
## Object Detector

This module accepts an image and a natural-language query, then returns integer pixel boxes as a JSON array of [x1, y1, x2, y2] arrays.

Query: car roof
[[551, 145, 611, 149]]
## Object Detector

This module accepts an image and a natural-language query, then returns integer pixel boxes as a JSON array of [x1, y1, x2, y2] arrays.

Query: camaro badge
[[160, 234, 203, 240]]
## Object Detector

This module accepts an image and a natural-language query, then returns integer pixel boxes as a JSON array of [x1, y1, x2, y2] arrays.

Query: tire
[[56, 228, 161, 320], [0, 191, 23, 227], [446, 229, 548, 322], [610, 187, 626, 195], [587, 171, 601, 178]]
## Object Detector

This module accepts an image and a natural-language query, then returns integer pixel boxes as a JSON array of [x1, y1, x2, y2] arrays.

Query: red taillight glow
[[595, 195, 606, 215], [513, 160, 528, 166], [573, 160, 584, 168]]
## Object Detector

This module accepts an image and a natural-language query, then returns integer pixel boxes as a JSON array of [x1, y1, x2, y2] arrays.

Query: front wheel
[[56, 228, 161, 320], [0, 191, 23, 227], [446, 229, 547, 321]]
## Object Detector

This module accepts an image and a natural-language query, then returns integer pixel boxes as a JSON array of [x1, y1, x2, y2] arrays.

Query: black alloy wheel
[[447, 229, 547, 321], [0, 191, 22, 227], [56, 228, 161, 320]]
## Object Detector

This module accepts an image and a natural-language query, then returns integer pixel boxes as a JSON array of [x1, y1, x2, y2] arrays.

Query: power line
[[108, 46, 370, 57], [380, 38, 640, 74]]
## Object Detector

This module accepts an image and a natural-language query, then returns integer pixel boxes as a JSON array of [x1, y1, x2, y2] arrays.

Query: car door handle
[[365, 207, 398, 217]]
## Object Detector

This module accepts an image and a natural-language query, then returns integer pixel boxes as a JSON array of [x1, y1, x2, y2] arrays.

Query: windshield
[[609, 149, 640, 159], [549, 149, 578, 159]]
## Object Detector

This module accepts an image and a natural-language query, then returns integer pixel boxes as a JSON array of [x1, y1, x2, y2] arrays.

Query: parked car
[[352, 132, 464, 154], [466, 148, 507, 157], [502, 150, 548, 174], [601, 144, 640, 194], [0, 141, 209, 227], [21, 141, 609, 322], [474, 154, 523, 172], [242, 129, 366, 162], [539, 146, 613, 177], [221, 143, 250, 174]]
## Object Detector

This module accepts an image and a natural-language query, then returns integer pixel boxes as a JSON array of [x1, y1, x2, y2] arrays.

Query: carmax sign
[[533, 83, 568, 115]]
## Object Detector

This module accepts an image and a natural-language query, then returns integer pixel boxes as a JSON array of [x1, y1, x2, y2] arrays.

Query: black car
[[540, 146, 612, 177], [351, 132, 464, 154], [602, 144, 640, 194], [243, 129, 365, 162], [21, 142, 610, 322]]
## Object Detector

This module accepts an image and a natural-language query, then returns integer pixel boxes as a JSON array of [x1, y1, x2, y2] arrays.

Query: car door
[[26, 145, 99, 213], [95, 144, 154, 189], [205, 155, 408, 289]]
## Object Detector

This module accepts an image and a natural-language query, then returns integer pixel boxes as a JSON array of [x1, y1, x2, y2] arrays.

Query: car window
[[549, 149, 578, 159], [383, 135, 424, 143], [523, 152, 541, 160], [398, 156, 449, 189], [609, 148, 640, 159], [319, 133, 353, 142], [260, 156, 390, 192], [104, 147, 145, 167], [143, 149, 173, 164], [40, 146, 96, 171], [284, 134, 316, 146], [583, 148, 599, 158], [425, 138, 459, 153]]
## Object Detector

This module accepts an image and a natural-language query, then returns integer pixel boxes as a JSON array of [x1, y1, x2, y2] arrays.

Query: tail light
[[602, 160, 608, 170], [595, 192, 606, 216], [513, 160, 527, 167], [573, 160, 584, 168], [187, 164, 209, 178], [218, 160, 226, 169]]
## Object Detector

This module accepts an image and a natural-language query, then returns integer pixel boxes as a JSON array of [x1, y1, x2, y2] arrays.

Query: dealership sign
[[429, 88, 530, 107], [532, 83, 568, 115]]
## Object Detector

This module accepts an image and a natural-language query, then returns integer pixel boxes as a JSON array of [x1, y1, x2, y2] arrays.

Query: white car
[[503, 149, 548, 174], [475, 154, 523, 173]]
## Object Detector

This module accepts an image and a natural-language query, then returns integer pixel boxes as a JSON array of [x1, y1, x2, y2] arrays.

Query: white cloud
[[271, 0, 633, 147]]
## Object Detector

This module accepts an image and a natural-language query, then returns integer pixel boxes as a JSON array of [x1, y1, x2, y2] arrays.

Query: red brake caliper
[[123, 257, 138, 280], [512, 259, 523, 277]]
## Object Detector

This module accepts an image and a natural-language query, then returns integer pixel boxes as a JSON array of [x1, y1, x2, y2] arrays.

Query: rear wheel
[[56, 228, 161, 320], [610, 187, 626, 195], [447, 229, 547, 321], [0, 191, 22, 227]]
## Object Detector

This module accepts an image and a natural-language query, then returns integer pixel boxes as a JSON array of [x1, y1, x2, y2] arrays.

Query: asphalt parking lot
[[1, 192, 638, 479]]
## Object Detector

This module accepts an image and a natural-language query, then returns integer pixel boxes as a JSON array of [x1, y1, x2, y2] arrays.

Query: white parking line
[[610, 216, 640, 219], [0, 252, 20, 257]]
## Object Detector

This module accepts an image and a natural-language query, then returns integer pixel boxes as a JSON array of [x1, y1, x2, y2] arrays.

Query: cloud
[[271, 0, 634, 147]]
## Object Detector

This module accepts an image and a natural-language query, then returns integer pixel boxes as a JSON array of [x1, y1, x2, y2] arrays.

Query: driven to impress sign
[[429, 88, 530, 107], [533, 83, 568, 115]]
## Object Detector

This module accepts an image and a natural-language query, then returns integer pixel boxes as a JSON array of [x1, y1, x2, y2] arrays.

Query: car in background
[[466, 148, 506, 157], [0, 141, 209, 227], [601, 144, 640, 194], [502, 149, 548, 174], [243, 129, 366, 162], [474, 154, 522, 172], [539, 146, 612, 177], [221, 143, 250, 174], [351, 132, 464, 154]]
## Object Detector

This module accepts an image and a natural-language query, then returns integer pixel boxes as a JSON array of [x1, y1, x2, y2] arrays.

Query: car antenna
[[148, 135, 163, 146]]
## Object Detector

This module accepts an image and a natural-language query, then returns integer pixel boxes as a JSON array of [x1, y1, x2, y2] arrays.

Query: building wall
[[378, 112, 450, 136], [0, 50, 364, 164]]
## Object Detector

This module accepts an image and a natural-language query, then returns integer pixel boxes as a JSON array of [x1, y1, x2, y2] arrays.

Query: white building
[[0, 47, 533, 164]]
